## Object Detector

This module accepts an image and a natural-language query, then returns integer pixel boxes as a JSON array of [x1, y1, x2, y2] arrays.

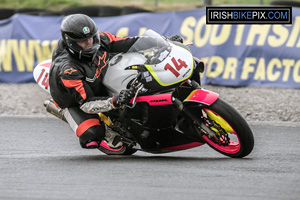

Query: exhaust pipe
[[44, 99, 66, 122]]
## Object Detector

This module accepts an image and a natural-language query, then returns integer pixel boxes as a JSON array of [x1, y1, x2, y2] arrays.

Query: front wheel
[[199, 98, 254, 158]]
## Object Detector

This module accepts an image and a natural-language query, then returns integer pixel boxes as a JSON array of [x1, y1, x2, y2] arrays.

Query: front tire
[[200, 98, 254, 158]]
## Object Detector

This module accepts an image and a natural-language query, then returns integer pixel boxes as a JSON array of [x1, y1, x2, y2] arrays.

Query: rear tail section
[[33, 59, 52, 93]]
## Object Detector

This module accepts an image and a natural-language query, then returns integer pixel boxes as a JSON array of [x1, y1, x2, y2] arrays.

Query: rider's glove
[[112, 89, 135, 108], [169, 35, 183, 43]]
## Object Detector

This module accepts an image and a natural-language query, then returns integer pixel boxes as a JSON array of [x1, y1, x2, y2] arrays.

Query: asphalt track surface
[[0, 116, 299, 200]]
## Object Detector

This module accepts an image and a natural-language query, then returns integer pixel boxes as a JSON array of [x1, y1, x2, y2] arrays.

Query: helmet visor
[[66, 31, 100, 56]]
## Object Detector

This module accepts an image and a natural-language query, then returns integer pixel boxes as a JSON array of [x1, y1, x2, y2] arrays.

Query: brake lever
[[125, 83, 144, 109]]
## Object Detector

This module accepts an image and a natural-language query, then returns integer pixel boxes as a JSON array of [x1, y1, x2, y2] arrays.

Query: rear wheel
[[199, 99, 254, 158]]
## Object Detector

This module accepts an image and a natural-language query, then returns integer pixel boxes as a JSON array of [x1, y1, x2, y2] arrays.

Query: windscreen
[[127, 29, 171, 65]]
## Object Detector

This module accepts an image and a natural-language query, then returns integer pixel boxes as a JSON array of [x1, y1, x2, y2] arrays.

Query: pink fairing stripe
[[184, 89, 219, 105], [99, 141, 124, 151], [130, 94, 173, 106], [162, 142, 204, 150]]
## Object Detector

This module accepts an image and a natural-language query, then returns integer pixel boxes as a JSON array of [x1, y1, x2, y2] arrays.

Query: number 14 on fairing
[[164, 57, 188, 77]]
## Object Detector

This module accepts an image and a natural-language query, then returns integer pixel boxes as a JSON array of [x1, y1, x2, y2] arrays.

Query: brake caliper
[[204, 118, 230, 146]]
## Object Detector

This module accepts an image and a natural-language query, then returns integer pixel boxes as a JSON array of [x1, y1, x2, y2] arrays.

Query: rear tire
[[200, 98, 254, 158]]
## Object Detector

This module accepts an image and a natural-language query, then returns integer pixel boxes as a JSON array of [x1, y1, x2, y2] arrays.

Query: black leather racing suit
[[49, 32, 138, 147]]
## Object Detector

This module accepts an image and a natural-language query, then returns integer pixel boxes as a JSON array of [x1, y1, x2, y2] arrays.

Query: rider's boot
[[103, 125, 123, 149]]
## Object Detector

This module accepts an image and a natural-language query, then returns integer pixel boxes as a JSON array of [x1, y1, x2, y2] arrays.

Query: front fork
[[173, 98, 210, 142], [172, 80, 219, 141]]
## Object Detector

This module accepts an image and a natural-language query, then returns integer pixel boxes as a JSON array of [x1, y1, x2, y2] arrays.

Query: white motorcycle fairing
[[103, 53, 144, 96], [144, 43, 193, 87], [103, 30, 194, 96]]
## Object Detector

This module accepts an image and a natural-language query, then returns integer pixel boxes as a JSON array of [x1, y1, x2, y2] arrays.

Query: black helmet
[[61, 14, 100, 62]]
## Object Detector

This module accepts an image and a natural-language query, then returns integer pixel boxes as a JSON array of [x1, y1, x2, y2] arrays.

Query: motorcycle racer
[[49, 14, 183, 150], [49, 14, 139, 149]]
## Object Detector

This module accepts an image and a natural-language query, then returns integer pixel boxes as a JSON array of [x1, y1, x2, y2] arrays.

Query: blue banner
[[1, 8, 300, 88]]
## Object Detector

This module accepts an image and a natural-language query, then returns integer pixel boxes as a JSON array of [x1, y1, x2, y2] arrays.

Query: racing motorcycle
[[33, 29, 254, 158]]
